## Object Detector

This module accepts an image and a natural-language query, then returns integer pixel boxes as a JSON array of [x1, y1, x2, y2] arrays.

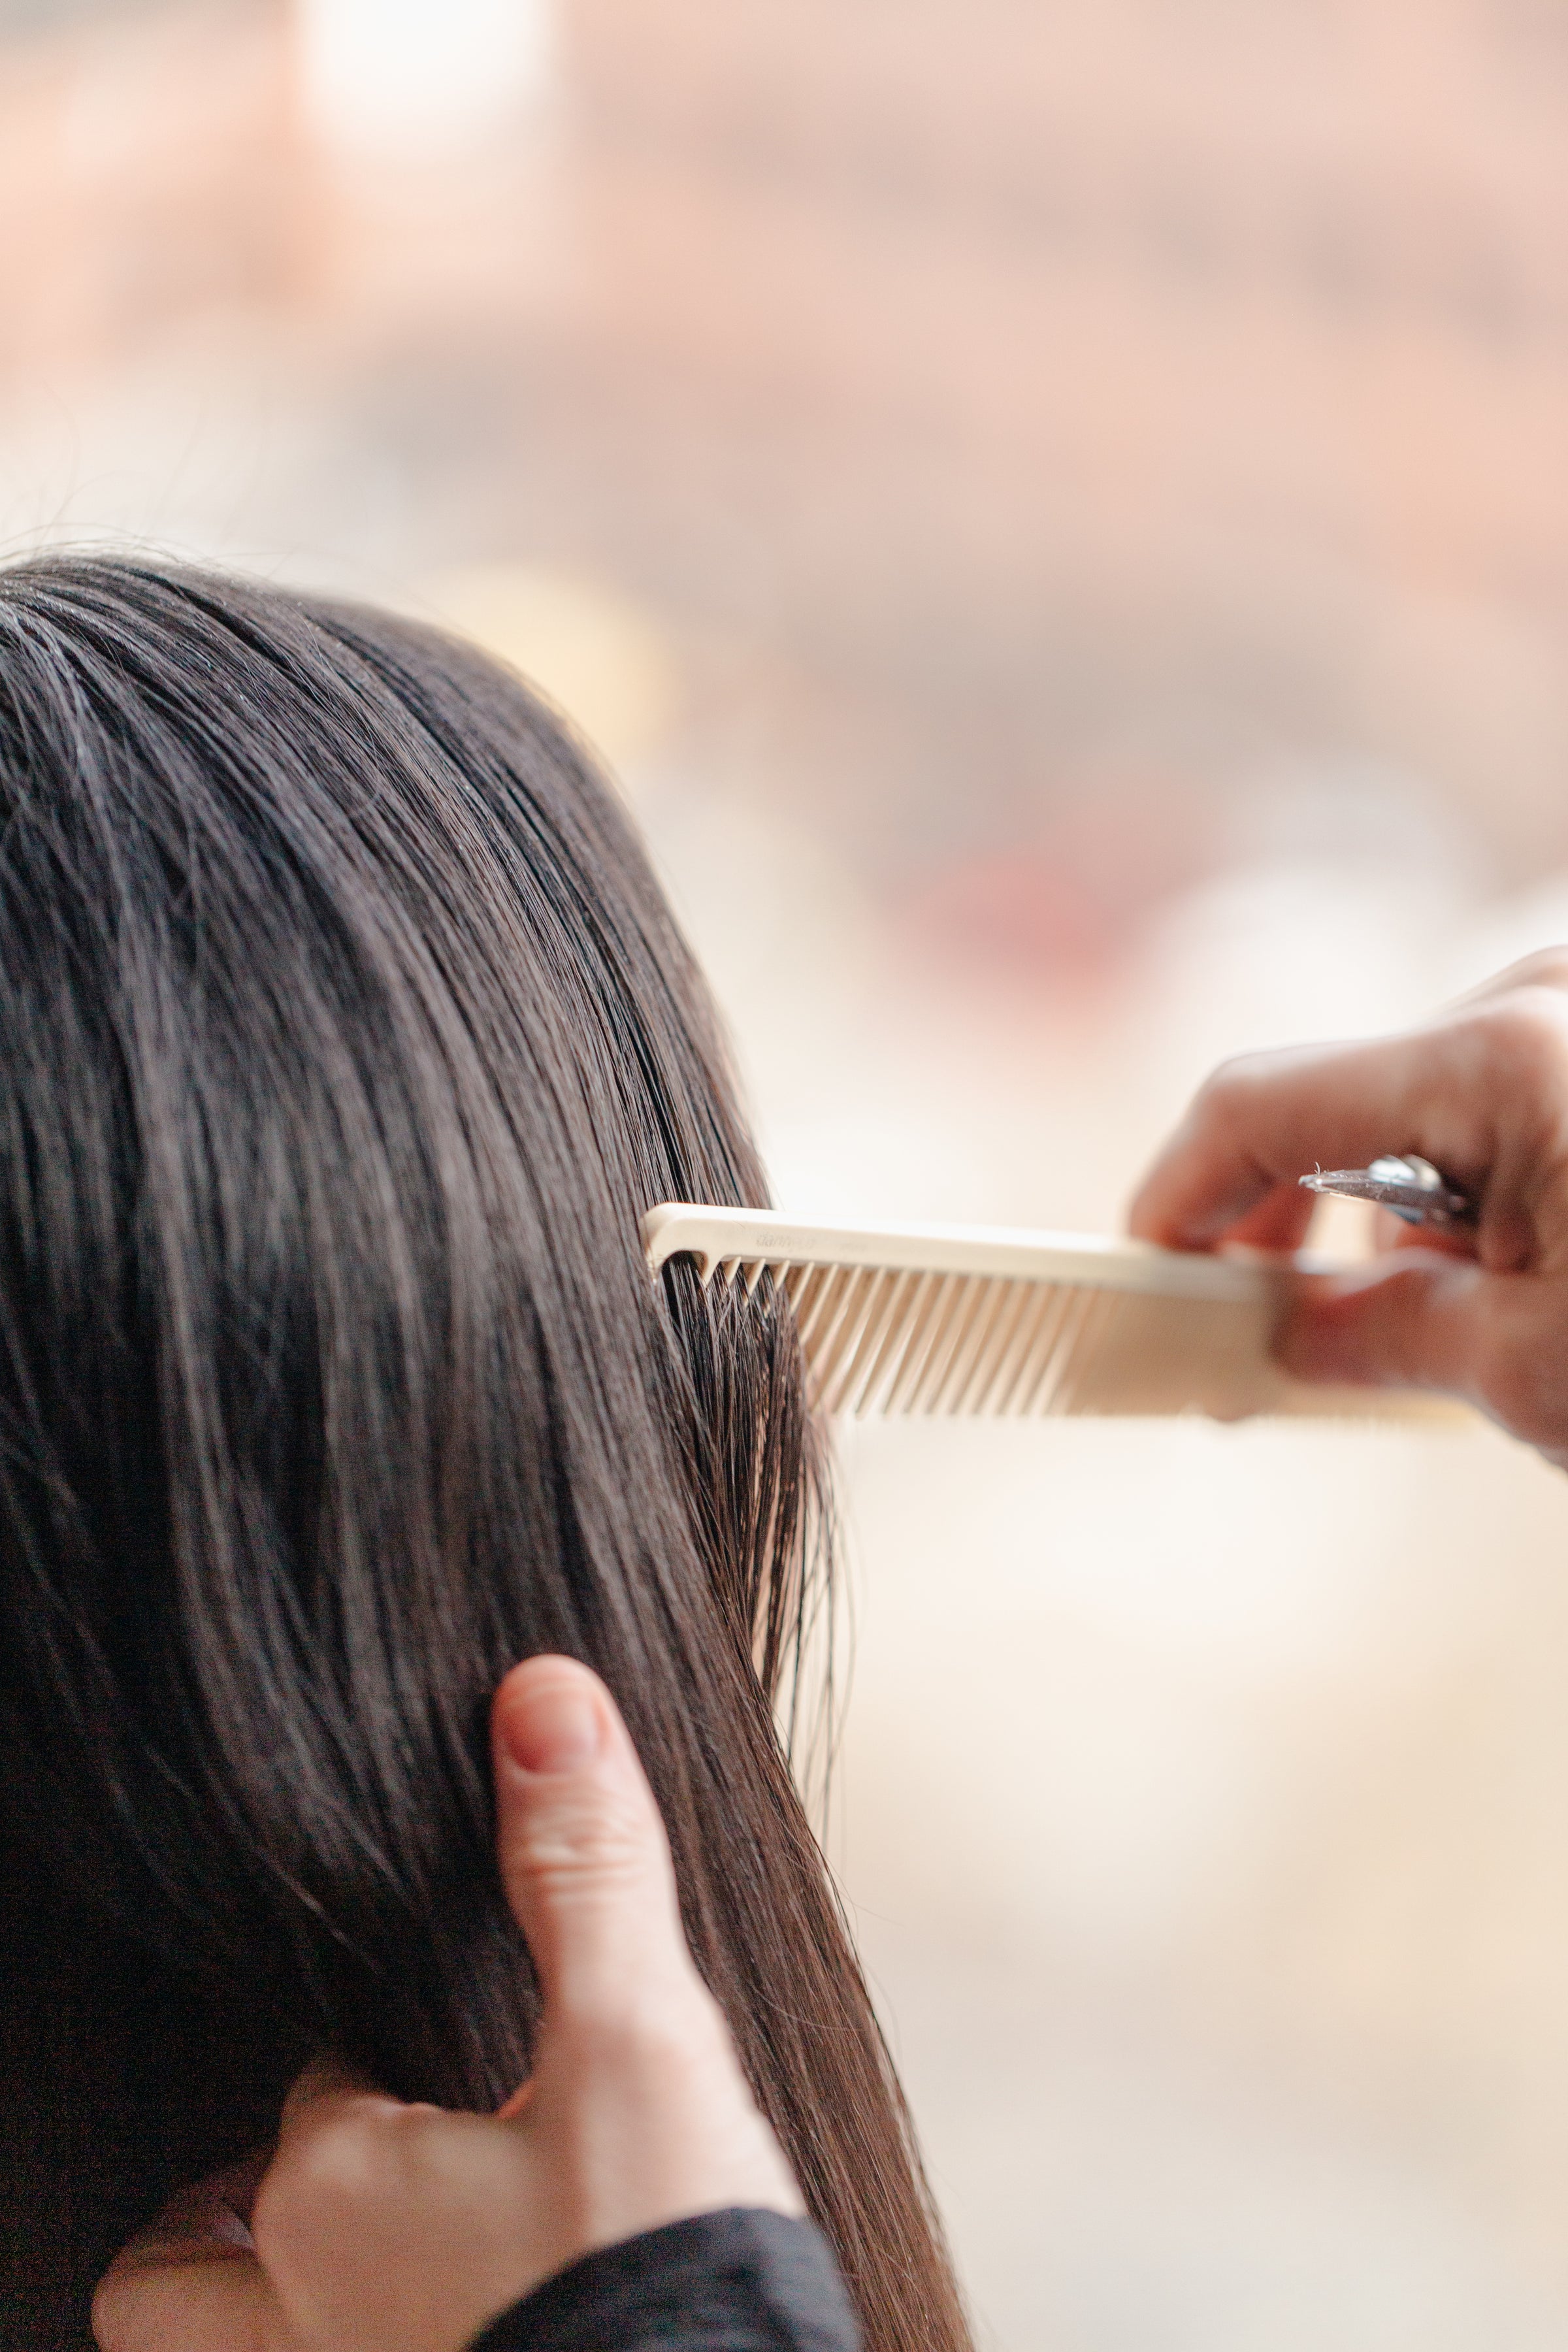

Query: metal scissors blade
[[1298, 1154, 1475, 1229]]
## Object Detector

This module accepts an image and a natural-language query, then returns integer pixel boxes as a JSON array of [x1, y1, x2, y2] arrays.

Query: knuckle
[[1195, 1053, 1271, 1124], [512, 1782, 654, 1897], [89, 2274, 134, 2351], [1207, 1047, 1290, 1100], [254, 2107, 426, 2252], [1490, 947, 1568, 998], [1200, 1052, 1258, 1101], [1467, 992, 1568, 1092]]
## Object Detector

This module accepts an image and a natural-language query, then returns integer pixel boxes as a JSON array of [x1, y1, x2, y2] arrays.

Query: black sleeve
[[467, 2206, 861, 2351]]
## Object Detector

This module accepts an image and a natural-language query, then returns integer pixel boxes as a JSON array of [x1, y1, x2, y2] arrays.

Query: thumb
[[1279, 1252, 1484, 1394], [491, 1656, 694, 2023]]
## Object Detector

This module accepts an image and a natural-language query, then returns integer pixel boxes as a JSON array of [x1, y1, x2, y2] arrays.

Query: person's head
[[0, 556, 968, 2351]]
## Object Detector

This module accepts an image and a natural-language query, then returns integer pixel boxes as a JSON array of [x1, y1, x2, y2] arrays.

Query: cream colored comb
[[643, 1203, 1460, 1424]]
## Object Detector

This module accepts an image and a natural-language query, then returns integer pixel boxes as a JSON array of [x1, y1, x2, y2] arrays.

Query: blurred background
[[7, 0, 1568, 2341]]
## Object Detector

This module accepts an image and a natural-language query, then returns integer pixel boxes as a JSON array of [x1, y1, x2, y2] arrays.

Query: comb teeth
[[696, 1260, 1207, 1418], [642, 1203, 1467, 1425]]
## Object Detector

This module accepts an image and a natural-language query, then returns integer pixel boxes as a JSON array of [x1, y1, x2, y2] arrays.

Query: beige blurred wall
[[7, 0, 1568, 879]]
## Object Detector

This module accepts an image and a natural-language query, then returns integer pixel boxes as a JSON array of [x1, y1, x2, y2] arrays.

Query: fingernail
[[501, 1674, 601, 1774]]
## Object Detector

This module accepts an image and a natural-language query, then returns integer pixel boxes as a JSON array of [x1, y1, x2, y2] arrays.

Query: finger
[[1279, 1254, 1484, 1394], [93, 2179, 274, 2352], [495, 2076, 537, 2121], [494, 1658, 806, 2228], [491, 1656, 695, 2026], [1130, 1001, 1568, 1269], [263, 2053, 432, 2241], [1378, 1207, 1478, 1261], [1130, 1036, 1457, 1250], [1446, 947, 1568, 1012], [1130, 1047, 1371, 1251], [1217, 1180, 1320, 1253], [93, 2258, 273, 2352], [276, 2052, 395, 2148]]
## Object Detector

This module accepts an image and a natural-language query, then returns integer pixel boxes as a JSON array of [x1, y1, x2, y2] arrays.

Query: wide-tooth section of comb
[[641, 1203, 1466, 1425]]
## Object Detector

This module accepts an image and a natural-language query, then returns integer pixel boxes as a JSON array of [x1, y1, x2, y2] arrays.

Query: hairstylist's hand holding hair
[[1130, 951, 1568, 1468], [93, 1658, 802, 2352]]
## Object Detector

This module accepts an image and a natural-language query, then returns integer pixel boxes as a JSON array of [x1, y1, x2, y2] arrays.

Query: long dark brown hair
[[0, 557, 971, 2352]]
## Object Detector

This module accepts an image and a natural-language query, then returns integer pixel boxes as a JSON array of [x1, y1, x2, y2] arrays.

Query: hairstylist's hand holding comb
[[92, 1658, 803, 2352], [1131, 951, 1568, 1468]]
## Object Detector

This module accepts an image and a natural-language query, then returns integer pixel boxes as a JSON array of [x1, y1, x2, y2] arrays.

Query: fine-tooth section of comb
[[641, 1203, 1467, 1425]]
